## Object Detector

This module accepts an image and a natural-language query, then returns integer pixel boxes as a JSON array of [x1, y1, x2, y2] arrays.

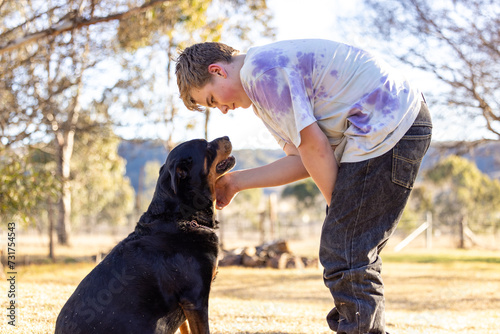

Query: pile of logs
[[219, 240, 318, 269]]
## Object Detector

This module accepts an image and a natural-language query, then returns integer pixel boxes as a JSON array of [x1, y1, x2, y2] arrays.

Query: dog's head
[[147, 136, 235, 226]]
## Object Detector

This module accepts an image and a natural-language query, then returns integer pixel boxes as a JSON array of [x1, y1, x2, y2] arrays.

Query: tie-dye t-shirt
[[239, 39, 423, 163]]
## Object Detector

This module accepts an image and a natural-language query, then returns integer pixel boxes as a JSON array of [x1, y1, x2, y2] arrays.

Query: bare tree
[[358, 0, 499, 139], [0, 0, 170, 54], [0, 0, 177, 244]]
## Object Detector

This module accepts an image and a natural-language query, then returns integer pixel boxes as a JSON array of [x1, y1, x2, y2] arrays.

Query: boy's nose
[[217, 105, 229, 114]]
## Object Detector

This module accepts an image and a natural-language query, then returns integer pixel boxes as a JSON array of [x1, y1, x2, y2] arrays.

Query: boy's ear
[[208, 64, 227, 78]]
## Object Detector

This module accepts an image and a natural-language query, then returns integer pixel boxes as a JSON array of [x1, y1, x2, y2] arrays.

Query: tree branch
[[0, 0, 171, 54], [0, 5, 64, 41]]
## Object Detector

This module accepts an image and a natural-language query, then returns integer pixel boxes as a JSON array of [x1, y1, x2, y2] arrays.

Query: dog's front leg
[[180, 301, 210, 334]]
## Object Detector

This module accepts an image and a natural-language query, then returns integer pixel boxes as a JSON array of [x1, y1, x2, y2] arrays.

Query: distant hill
[[118, 140, 285, 193], [118, 140, 500, 193], [117, 140, 169, 191]]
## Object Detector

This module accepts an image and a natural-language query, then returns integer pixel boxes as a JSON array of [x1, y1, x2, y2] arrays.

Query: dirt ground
[[1, 231, 500, 333]]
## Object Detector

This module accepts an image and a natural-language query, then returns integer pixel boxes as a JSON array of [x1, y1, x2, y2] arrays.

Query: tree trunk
[[56, 138, 74, 245], [458, 214, 467, 249], [55, 115, 78, 245], [48, 201, 55, 261], [204, 109, 210, 140]]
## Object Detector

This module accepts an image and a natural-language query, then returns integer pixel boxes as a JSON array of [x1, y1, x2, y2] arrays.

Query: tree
[[0, 0, 149, 244], [0, 148, 59, 225], [108, 0, 275, 143], [357, 0, 500, 139], [282, 178, 321, 208], [70, 115, 134, 232], [228, 187, 264, 237], [426, 155, 500, 246], [399, 185, 433, 233], [1, 0, 274, 244], [138, 160, 163, 212], [0, 0, 170, 54]]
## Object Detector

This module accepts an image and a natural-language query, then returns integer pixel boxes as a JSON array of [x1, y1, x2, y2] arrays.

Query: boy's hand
[[215, 172, 239, 210]]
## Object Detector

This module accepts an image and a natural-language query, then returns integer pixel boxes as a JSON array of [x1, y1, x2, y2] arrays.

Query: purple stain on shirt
[[296, 52, 314, 74], [296, 52, 315, 92], [361, 86, 400, 115], [330, 70, 339, 78], [255, 70, 293, 119], [252, 49, 290, 77], [348, 107, 372, 134], [365, 89, 380, 105], [315, 85, 330, 99], [288, 70, 313, 113]]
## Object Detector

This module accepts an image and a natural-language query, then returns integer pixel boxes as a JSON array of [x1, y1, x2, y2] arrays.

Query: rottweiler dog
[[55, 137, 235, 334]]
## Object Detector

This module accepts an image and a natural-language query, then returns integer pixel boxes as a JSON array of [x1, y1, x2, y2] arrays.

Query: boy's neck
[[231, 54, 246, 74]]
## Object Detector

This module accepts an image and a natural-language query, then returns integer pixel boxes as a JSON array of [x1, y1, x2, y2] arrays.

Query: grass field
[[1, 236, 500, 333]]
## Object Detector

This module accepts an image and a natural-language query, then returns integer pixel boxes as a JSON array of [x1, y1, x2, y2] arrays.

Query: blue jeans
[[320, 102, 432, 334]]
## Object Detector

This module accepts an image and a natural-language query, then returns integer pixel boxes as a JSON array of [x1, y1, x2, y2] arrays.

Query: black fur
[[55, 137, 234, 334]]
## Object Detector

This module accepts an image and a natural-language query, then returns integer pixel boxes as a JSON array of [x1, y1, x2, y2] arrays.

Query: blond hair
[[175, 42, 239, 111]]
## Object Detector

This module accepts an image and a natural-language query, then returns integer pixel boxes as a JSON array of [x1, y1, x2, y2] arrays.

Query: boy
[[175, 39, 432, 334]]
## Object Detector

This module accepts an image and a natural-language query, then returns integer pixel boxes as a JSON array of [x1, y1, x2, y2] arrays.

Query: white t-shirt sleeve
[[250, 67, 317, 148]]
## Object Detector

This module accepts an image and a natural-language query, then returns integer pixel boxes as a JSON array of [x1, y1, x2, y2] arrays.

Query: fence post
[[269, 193, 277, 240], [426, 211, 433, 249], [394, 220, 430, 252]]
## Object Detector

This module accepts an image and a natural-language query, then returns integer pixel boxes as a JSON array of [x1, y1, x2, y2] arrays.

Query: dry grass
[[1, 236, 499, 333], [209, 254, 500, 334]]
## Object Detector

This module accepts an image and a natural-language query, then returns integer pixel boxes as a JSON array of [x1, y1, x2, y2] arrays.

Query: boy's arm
[[215, 145, 309, 210], [215, 122, 337, 209], [297, 122, 338, 205]]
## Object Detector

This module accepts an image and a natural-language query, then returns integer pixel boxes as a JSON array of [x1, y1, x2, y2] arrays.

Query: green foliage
[[138, 160, 163, 212], [71, 122, 135, 229], [0, 149, 60, 226], [117, 0, 274, 51], [234, 187, 263, 208], [0, 0, 274, 238], [399, 185, 433, 233], [117, 0, 213, 51], [282, 178, 321, 208], [231, 187, 264, 227], [425, 155, 500, 232], [427, 155, 500, 208]]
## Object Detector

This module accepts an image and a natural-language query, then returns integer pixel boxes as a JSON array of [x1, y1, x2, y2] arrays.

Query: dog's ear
[[169, 158, 192, 194]]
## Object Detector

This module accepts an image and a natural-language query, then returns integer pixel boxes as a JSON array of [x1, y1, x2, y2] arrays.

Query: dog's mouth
[[216, 155, 235, 174]]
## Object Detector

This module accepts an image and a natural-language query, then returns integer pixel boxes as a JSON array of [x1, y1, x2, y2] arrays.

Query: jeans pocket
[[392, 125, 432, 189]]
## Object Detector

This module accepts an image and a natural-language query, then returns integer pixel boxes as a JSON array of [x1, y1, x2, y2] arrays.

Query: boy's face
[[190, 63, 252, 114]]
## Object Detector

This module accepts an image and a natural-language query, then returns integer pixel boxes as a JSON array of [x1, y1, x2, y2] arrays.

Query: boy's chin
[[241, 101, 253, 109]]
